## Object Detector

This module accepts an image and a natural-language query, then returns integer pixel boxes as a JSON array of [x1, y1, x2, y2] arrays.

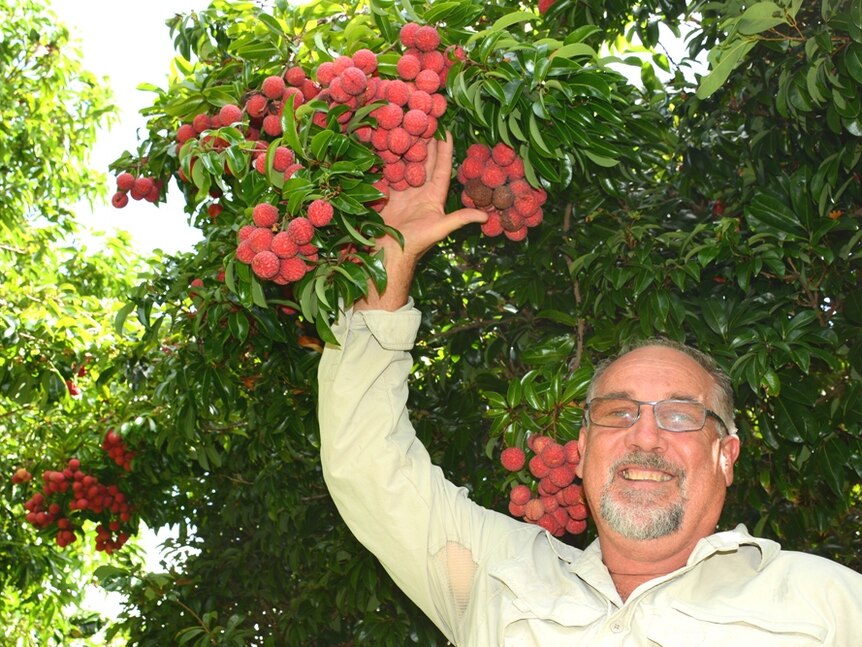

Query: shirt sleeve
[[317, 302, 527, 643]]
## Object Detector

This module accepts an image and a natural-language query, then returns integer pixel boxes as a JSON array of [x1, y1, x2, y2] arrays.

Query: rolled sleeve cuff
[[353, 299, 422, 351]]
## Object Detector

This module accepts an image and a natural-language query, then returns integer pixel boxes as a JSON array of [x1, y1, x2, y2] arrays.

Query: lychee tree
[[3, 0, 861, 644]]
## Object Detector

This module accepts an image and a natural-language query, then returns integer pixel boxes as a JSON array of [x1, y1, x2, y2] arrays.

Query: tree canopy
[[1, 0, 860, 645]]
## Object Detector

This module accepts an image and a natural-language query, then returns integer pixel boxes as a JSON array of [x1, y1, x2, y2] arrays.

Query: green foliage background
[[1, 0, 860, 645]]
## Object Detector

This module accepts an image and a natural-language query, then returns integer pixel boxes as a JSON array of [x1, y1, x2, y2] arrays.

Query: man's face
[[576, 346, 740, 545]]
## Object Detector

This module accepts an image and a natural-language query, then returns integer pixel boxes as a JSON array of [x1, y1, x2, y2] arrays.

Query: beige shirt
[[318, 303, 862, 646]]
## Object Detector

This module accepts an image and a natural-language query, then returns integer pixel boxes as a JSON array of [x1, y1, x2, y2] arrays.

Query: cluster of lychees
[[458, 142, 547, 241], [111, 171, 162, 209], [500, 434, 588, 537], [102, 429, 135, 472], [19, 445, 134, 552], [234, 198, 333, 283]]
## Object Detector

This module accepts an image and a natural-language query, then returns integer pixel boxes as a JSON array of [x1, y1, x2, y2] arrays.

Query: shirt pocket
[[491, 563, 605, 645], [645, 601, 828, 647]]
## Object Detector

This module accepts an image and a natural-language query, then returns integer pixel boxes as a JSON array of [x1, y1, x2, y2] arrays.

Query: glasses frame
[[584, 396, 730, 436]]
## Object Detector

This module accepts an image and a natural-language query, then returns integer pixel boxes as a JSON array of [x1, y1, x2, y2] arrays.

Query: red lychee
[[272, 146, 295, 172], [262, 75, 286, 100], [505, 226, 528, 241], [510, 484, 532, 505], [286, 217, 315, 245], [421, 50, 445, 73], [262, 114, 283, 137], [176, 123, 196, 144], [396, 54, 421, 81], [407, 90, 433, 114], [130, 176, 154, 200], [373, 102, 403, 130], [385, 80, 411, 106], [467, 143, 491, 160], [332, 55, 354, 74], [500, 446, 526, 472], [387, 127, 413, 155], [430, 93, 448, 118], [524, 498, 544, 522], [402, 109, 429, 136], [352, 49, 378, 74], [279, 256, 307, 282], [316, 61, 335, 86], [192, 113, 211, 133], [414, 25, 441, 52], [404, 140, 428, 163], [252, 203, 279, 228], [340, 67, 367, 96], [307, 199, 334, 227], [248, 227, 275, 253], [116, 172, 135, 192], [252, 251, 280, 279], [404, 162, 426, 187], [414, 69, 440, 93], [271, 232, 299, 258], [399, 22, 420, 48], [285, 66, 306, 87], [218, 103, 243, 125], [480, 165, 507, 189], [245, 93, 268, 118], [491, 142, 517, 166], [111, 192, 129, 209], [383, 161, 405, 183], [238, 224, 256, 241]]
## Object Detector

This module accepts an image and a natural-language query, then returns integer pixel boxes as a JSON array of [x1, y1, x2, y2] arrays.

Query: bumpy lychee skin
[[396, 54, 421, 81], [491, 142, 517, 166], [408, 90, 433, 114], [414, 69, 441, 93], [316, 61, 335, 86], [399, 22, 420, 48], [252, 203, 279, 228], [238, 224, 256, 241], [549, 465, 576, 488], [404, 140, 428, 163], [387, 127, 413, 155], [111, 191, 129, 208], [373, 103, 403, 130], [501, 446, 526, 472], [492, 185, 515, 209], [499, 208, 525, 232], [430, 93, 448, 118], [505, 226, 528, 242], [248, 227, 275, 253], [245, 93, 268, 118], [307, 199, 334, 227], [235, 240, 256, 264], [271, 231, 299, 258], [116, 172, 135, 192], [262, 114, 283, 137], [192, 113, 211, 133], [383, 161, 405, 183], [404, 162, 426, 187], [272, 146, 295, 172], [252, 251, 280, 279], [414, 25, 441, 52], [130, 176, 154, 200], [510, 484, 532, 506], [352, 48, 378, 74], [286, 217, 315, 245], [218, 103, 243, 125], [262, 75, 286, 100], [465, 179, 493, 208], [176, 123, 197, 144], [385, 80, 411, 106], [332, 55, 354, 74], [402, 109, 429, 137], [279, 256, 307, 282], [480, 164, 507, 189], [466, 143, 491, 161], [340, 67, 367, 96], [285, 66, 307, 87], [524, 498, 545, 522]]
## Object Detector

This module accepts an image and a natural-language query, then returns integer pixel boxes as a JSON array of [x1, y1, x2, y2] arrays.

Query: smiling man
[[318, 135, 862, 645]]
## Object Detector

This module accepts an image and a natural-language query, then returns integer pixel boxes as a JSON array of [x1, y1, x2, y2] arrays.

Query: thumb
[[437, 207, 489, 238]]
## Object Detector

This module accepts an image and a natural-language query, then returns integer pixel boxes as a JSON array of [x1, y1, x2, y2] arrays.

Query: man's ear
[[720, 434, 741, 486], [576, 426, 588, 478]]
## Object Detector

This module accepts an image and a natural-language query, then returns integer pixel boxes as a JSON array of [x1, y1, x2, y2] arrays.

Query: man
[[318, 135, 862, 645]]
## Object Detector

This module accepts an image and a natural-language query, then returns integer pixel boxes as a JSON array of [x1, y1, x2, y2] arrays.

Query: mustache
[[609, 451, 685, 479]]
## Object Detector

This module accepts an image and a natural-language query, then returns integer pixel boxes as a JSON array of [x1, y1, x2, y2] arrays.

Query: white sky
[[51, 0, 211, 255]]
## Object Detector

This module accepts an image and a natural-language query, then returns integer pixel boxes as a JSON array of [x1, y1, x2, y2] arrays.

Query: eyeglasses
[[584, 397, 730, 435]]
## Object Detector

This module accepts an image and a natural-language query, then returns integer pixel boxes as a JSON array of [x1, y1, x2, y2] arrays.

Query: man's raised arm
[[318, 136, 499, 641]]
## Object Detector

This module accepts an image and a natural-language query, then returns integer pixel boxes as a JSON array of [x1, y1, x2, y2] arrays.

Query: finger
[[428, 133, 454, 192], [430, 207, 488, 240]]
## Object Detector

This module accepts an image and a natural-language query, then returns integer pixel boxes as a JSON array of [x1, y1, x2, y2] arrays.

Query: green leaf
[[697, 40, 756, 99], [737, 2, 788, 35], [844, 43, 862, 85]]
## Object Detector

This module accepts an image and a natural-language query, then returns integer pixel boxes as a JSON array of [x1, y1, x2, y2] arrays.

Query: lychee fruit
[[218, 103, 243, 125], [340, 67, 367, 96], [510, 484, 532, 505], [307, 199, 334, 227], [252, 203, 279, 228], [414, 25, 441, 52], [414, 69, 440, 93], [491, 142, 516, 166], [245, 93, 268, 119], [387, 127, 412, 155], [279, 256, 307, 282], [262, 75, 286, 100], [396, 54, 421, 81], [111, 192, 129, 208], [248, 227, 275, 253], [399, 22, 420, 48], [116, 172, 135, 192], [176, 124, 197, 144], [492, 186, 515, 209], [403, 109, 429, 136], [501, 447, 526, 472], [271, 231, 299, 258], [404, 162, 426, 187], [286, 217, 315, 245], [316, 61, 335, 86], [252, 251, 280, 279], [352, 49, 378, 74], [285, 66, 306, 87]]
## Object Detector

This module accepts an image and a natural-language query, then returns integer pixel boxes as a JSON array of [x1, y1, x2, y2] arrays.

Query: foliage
[[1, 0, 860, 645]]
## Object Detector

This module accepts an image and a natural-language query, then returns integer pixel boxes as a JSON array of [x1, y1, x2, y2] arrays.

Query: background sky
[[51, 0, 212, 255]]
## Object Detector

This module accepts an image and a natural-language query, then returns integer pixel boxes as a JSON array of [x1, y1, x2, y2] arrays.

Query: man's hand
[[356, 133, 487, 311]]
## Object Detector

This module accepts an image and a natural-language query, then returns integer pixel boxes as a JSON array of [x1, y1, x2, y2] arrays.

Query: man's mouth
[[621, 468, 672, 482]]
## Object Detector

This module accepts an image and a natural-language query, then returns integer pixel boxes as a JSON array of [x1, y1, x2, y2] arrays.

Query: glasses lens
[[653, 400, 707, 432], [588, 398, 639, 428]]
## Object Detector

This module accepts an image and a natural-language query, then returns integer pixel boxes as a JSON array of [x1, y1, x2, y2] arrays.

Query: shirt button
[[611, 622, 623, 633]]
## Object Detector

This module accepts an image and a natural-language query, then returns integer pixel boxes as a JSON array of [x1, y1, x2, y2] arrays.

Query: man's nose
[[624, 404, 666, 452]]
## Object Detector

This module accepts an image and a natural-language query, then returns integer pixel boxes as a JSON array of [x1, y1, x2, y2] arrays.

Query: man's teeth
[[622, 469, 671, 482]]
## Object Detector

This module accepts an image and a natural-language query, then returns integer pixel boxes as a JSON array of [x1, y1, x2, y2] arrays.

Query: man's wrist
[[354, 251, 418, 312]]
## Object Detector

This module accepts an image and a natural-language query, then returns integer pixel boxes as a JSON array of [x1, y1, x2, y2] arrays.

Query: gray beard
[[599, 452, 687, 540]]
